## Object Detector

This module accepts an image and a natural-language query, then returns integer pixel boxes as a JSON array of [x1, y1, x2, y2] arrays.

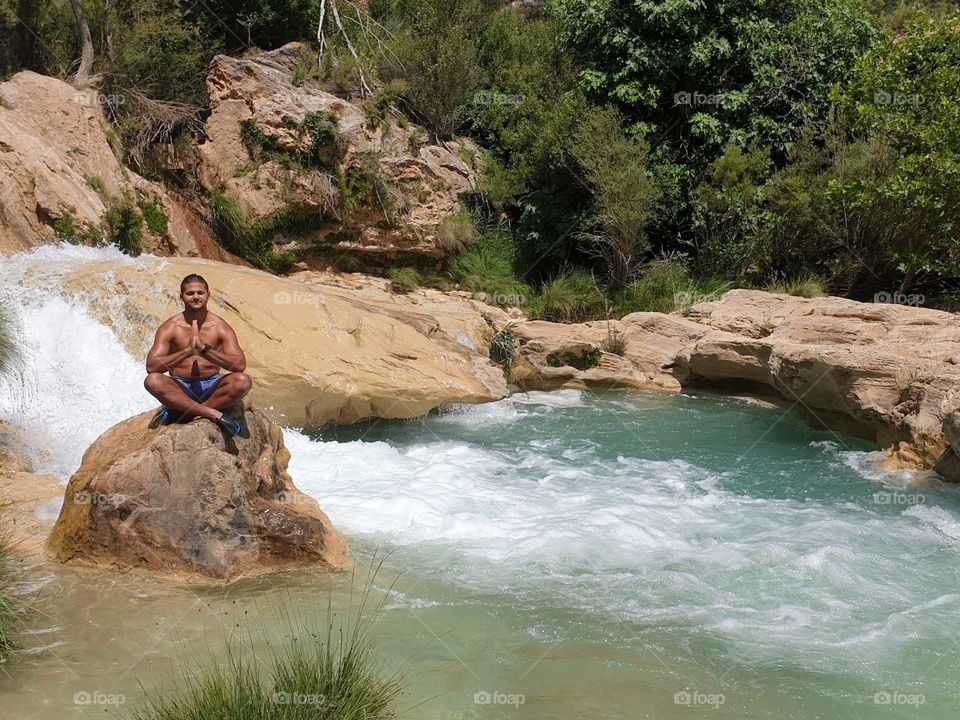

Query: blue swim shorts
[[170, 374, 223, 403]]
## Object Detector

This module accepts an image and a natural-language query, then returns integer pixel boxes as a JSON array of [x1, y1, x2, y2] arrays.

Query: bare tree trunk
[[897, 268, 915, 296], [69, 0, 95, 88]]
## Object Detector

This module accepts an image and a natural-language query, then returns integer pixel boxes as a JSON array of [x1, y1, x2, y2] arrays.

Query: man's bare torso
[[161, 312, 230, 378]]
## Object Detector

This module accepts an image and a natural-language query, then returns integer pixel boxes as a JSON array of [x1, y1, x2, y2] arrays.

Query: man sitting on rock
[[144, 273, 253, 437]]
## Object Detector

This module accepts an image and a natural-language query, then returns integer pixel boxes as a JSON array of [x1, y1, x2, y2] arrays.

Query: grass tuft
[[529, 269, 605, 322], [765, 273, 827, 298], [129, 563, 404, 720]]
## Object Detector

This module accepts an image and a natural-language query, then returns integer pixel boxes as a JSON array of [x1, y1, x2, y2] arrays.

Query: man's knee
[[144, 372, 166, 393], [230, 372, 253, 394]]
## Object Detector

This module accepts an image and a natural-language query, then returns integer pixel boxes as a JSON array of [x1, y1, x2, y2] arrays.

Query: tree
[[839, 10, 960, 292], [69, 0, 94, 86]]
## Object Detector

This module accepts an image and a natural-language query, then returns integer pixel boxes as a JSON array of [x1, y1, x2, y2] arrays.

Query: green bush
[[448, 228, 532, 306], [615, 258, 731, 315], [381, 0, 490, 139], [388, 266, 420, 293], [138, 200, 169, 236], [53, 213, 82, 244], [838, 9, 960, 291], [105, 201, 143, 256], [571, 106, 660, 288], [209, 193, 306, 273], [529, 269, 605, 322]]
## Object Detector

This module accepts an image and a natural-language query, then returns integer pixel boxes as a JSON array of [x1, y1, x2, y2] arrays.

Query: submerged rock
[[47, 400, 345, 581]]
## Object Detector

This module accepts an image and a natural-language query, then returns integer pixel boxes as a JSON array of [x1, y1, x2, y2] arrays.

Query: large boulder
[[198, 43, 480, 263], [509, 290, 960, 480], [47, 401, 345, 581], [0, 71, 240, 263], [20, 252, 509, 427]]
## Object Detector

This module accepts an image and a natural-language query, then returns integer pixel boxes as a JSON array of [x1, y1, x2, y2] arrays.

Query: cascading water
[[1, 245, 958, 719]]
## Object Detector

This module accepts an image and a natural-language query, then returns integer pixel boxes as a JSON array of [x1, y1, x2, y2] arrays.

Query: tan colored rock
[[198, 44, 479, 261], [0, 71, 238, 263], [0, 433, 62, 557], [47, 400, 345, 581], [510, 290, 960, 481], [27, 253, 509, 427]]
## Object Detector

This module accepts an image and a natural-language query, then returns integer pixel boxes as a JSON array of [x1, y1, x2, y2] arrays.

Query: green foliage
[[53, 213, 82, 244], [0, 93, 10, 110], [388, 266, 420, 293], [366, 80, 407, 128], [489, 328, 517, 369], [448, 228, 532, 306], [552, 0, 876, 162], [105, 201, 143, 256], [242, 112, 345, 173], [690, 144, 772, 283], [138, 200, 169, 236], [571, 107, 660, 287], [209, 193, 307, 273], [838, 10, 960, 288], [529, 269, 605, 322], [435, 211, 476, 254], [615, 257, 731, 315], [380, 0, 492, 138]]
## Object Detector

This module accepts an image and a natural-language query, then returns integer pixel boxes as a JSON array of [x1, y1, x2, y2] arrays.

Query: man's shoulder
[[159, 314, 183, 330], [208, 312, 236, 333]]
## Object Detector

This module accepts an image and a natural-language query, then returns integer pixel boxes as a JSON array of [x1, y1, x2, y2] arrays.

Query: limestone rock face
[[510, 290, 960, 480], [47, 401, 345, 581], [0, 72, 239, 263], [43, 254, 508, 427], [198, 43, 480, 261]]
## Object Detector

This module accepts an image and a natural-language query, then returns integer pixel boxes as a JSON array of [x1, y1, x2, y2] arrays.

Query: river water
[[1, 246, 958, 719]]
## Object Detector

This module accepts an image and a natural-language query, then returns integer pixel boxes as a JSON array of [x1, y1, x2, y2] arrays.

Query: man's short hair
[[180, 274, 209, 294]]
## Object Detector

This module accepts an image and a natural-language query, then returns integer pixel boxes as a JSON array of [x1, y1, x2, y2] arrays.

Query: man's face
[[181, 282, 209, 311]]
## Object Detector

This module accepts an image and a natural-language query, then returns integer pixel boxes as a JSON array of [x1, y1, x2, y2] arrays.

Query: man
[[144, 273, 253, 437]]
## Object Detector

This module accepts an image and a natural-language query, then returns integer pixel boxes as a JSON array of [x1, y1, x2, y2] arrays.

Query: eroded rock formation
[[508, 290, 960, 480], [0, 72, 238, 262], [198, 43, 480, 262]]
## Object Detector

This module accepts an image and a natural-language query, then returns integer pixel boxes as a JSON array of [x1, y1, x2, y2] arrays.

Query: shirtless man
[[144, 274, 253, 437]]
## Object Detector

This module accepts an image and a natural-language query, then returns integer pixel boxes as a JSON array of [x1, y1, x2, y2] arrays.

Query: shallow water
[[2, 247, 959, 719]]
